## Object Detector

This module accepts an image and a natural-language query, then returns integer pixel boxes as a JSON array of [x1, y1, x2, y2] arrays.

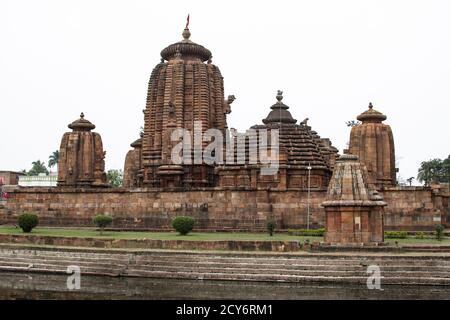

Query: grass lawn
[[0, 226, 321, 242], [0, 226, 448, 245]]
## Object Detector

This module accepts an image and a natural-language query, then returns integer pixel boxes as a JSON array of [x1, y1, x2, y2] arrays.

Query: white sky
[[1, 0, 449, 183]]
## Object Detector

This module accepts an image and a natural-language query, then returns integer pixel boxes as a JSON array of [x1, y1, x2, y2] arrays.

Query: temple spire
[[182, 14, 191, 41]]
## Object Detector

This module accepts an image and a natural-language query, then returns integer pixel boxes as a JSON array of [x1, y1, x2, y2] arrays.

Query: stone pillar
[[322, 154, 386, 244]]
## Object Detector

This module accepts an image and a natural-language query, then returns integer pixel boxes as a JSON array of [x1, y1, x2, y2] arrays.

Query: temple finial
[[276, 90, 283, 102], [182, 14, 191, 40], [80, 112, 84, 119], [369, 102, 373, 109]]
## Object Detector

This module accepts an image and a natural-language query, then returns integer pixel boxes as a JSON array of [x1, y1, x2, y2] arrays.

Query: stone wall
[[0, 187, 327, 230], [0, 186, 447, 231], [0, 234, 300, 251], [382, 186, 449, 230]]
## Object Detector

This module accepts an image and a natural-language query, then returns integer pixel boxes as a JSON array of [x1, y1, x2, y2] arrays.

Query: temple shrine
[[0, 23, 448, 240]]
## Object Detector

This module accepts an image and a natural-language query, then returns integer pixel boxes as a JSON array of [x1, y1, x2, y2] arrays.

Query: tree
[[107, 169, 123, 187], [18, 213, 39, 233], [435, 224, 445, 241], [48, 150, 59, 170], [92, 215, 113, 235], [443, 155, 450, 183], [28, 160, 49, 176], [406, 177, 415, 186], [267, 219, 276, 236], [417, 156, 450, 186], [172, 216, 195, 235]]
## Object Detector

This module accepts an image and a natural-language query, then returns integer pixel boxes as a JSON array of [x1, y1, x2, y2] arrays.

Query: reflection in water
[[0, 272, 449, 300]]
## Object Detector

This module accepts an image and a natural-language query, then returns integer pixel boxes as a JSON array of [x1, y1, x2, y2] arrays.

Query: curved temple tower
[[348, 103, 396, 189], [57, 113, 108, 188], [133, 26, 231, 189], [123, 133, 143, 188]]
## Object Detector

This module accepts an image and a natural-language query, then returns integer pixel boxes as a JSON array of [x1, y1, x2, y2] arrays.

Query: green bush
[[172, 216, 195, 235], [17, 213, 39, 233], [266, 220, 276, 236], [435, 224, 445, 241], [384, 231, 408, 239], [415, 232, 425, 239], [288, 228, 325, 237], [92, 215, 113, 234]]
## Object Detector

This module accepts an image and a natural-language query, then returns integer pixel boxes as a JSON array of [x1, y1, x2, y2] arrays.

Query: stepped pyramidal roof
[[251, 91, 337, 169]]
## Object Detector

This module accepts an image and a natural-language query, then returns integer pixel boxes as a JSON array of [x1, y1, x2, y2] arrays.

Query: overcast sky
[[1, 0, 449, 183]]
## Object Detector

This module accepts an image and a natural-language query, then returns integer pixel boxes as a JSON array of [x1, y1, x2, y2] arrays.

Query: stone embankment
[[0, 244, 449, 285], [0, 234, 299, 251]]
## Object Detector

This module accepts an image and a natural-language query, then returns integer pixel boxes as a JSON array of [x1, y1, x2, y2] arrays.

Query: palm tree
[[48, 150, 59, 172], [28, 160, 49, 176], [417, 158, 443, 186]]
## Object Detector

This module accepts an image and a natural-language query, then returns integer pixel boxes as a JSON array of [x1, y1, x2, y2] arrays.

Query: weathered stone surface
[[216, 91, 338, 190], [57, 113, 108, 188], [323, 154, 386, 244], [0, 247, 450, 290], [134, 27, 229, 189], [348, 103, 396, 188], [0, 234, 300, 251], [0, 185, 446, 230], [0, 188, 327, 230], [123, 135, 143, 188]]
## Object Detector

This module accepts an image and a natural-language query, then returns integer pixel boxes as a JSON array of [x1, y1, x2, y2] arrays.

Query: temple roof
[[357, 102, 387, 122], [262, 91, 297, 124], [252, 91, 329, 168], [160, 27, 212, 62], [322, 154, 386, 207], [68, 113, 96, 131]]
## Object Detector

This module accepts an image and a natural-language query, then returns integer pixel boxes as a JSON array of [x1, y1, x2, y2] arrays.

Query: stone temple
[[0, 25, 448, 241], [123, 26, 339, 192]]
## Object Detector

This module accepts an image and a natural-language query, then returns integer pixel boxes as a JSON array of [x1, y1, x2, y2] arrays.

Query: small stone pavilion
[[323, 154, 386, 244]]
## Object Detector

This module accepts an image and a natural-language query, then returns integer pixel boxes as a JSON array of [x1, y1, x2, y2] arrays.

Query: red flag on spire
[[186, 14, 190, 28]]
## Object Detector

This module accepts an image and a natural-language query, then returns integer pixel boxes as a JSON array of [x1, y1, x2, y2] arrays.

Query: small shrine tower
[[57, 113, 108, 187], [348, 103, 396, 189]]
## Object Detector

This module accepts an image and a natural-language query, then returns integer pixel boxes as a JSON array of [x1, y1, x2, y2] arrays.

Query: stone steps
[[125, 264, 450, 278], [5, 250, 450, 269], [0, 262, 123, 276], [403, 246, 450, 253], [130, 254, 450, 267], [2, 255, 449, 276], [0, 247, 449, 285]]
